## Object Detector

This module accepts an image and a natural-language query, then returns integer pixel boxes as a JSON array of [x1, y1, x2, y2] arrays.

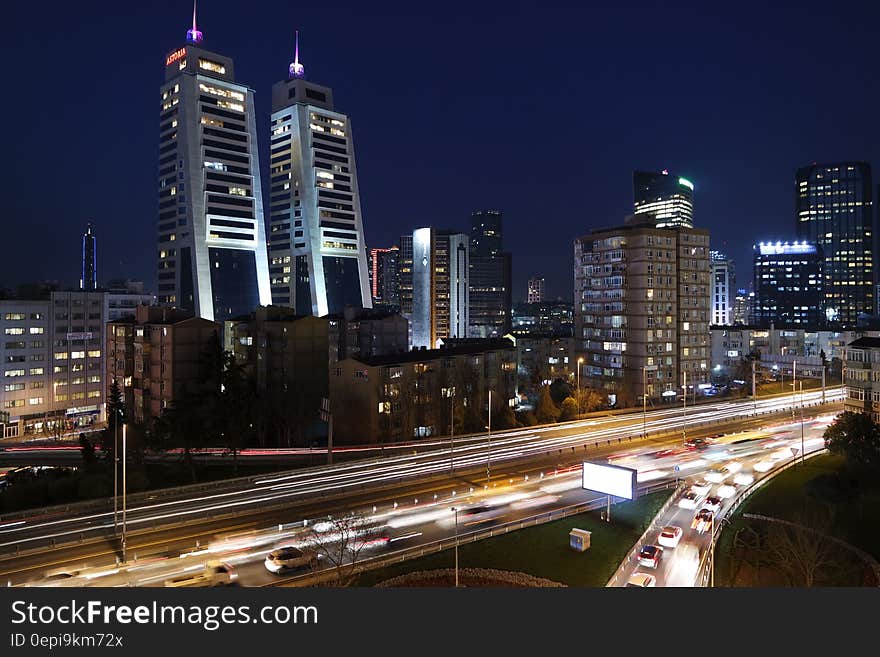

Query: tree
[[304, 515, 382, 586], [535, 386, 560, 424], [757, 508, 846, 587], [577, 387, 605, 413], [823, 411, 880, 472], [558, 396, 579, 421], [548, 378, 572, 406], [78, 433, 96, 467], [101, 378, 125, 463]]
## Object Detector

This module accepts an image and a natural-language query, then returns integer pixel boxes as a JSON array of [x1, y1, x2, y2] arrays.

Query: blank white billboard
[[582, 461, 637, 500]]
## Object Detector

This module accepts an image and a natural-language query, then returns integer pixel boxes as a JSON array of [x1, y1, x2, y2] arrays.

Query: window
[[4, 313, 25, 321], [54, 352, 68, 360], [198, 58, 226, 74], [29, 368, 44, 376], [87, 350, 101, 358], [29, 397, 43, 406], [71, 351, 85, 359], [4, 369, 25, 377], [29, 327, 44, 335], [3, 399, 24, 409], [4, 383, 24, 392], [4, 328, 24, 335], [87, 391, 100, 399]]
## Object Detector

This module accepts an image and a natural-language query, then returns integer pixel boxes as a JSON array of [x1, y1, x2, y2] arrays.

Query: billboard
[[582, 461, 637, 500]]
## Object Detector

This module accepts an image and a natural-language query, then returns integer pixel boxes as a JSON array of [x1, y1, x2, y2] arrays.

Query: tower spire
[[289, 30, 305, 79], [186, 0, 204, 44]]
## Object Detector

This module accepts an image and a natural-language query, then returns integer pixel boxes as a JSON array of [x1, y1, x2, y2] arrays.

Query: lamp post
[[486, 390, 492, 484], [682, 370, 687, 442], [121, 423, 127, 564], [451, 506, 460, 587], [448, 387, 456, 475], [113, 410, 118, 532], [709, 513, 714, 588], [576, 357, 584, 417], [799, 380, 805, 465]]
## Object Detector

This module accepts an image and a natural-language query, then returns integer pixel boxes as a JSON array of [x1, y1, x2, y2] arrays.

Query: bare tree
[[756, 508, 844, 587], [304, 515, 383, 586]]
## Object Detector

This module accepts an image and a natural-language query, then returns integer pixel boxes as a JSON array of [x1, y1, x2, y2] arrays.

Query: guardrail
[[0, 391, 843, 526], [266, 480, 681, 587], [694, 446, 828, 587], [605, 481, 687, 587]]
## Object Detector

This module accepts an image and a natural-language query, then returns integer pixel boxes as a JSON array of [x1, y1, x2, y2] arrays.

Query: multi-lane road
[[0, 388, 842, 586]]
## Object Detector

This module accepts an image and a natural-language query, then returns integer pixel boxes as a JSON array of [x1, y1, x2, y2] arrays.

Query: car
[[705, 466, 728, 483], [723, 462, 743, 475], [637, 544, 664, 569], [684, 437, 709, 450], [677, 491, 702, 509], [689, 479, 712, 496], [164, 561, 238, 587], [753, 459, 774, 472], [701, 496, 722, 513], [626, 572, 657, 587], [733, 471, 754, 486], [657, 525, 683, 548], [264, 546, 319, 574], [691, 509, 715, 534], [716, 484, 737, 500]]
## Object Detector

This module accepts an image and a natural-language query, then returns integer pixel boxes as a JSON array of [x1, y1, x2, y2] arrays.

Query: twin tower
[[156, 10, 370, 322]]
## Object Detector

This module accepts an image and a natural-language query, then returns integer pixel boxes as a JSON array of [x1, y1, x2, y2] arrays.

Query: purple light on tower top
[[289, 30, 305, 78], [186, 0, 204, 44]]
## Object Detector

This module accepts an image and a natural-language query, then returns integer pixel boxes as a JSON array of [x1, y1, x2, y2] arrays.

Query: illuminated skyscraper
[[633, 170, 695, 228], [156, 5, 270, 321], [752, 241, 823, 327], [709, 251, 734, 326], [81, 224, 97, 291], [370, 246, 400, 310], [468, 210, 512, 338], [795, 162, 873, 324], [267, 32, 371, 316], [411, 228, 469, 348], [527, 277, 545, 303]]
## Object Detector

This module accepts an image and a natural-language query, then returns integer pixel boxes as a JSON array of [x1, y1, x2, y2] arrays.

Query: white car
[[678, 491, 702, 509], [701, 496, 723, 514], [716, 484, 737, 500], [705, 467, 728, 484], [689, 479, 712, 496], [753, 460, 774, 473], [164, 561, 237, 587], [723, 462, 743, 475], [657, 525, 683, 548], [264, 546, 319, 574], [733, 472, 754, 486], [626, 572, 656, 587]]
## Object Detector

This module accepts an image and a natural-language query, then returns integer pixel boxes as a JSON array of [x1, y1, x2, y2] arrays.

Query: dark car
[[637, 545, 663, 569]]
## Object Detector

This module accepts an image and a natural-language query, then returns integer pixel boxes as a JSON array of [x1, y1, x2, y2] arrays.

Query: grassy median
[[355, 490, 670, 587]]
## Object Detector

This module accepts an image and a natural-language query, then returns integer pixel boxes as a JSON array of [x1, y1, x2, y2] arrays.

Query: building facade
[[266, 35, 371, 316], [329, 339, 517, 444], [795, 162, 874, 324], [842, 336, 880, 420], [468, 210, 512, 338], [710, 251, 734, 326], [369, 246, 400, 311], [1, 291, 106, 438], [574, 215, 710, 406], [107, 306, 220, 424], [752, 241, 824, 327], [156, 22, 271, 322], [733, 288, 752, 325], [410, 228, 469, 348], [81, 224, 97, 291], [527, 277, 545, 303], [633, 170, 695, 228], [510, 301, 574, 337]]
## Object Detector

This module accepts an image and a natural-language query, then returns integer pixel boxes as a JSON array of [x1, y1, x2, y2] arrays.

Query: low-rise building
[[107, 306, 220, 424], [507, 334, 576, 390], [843, 336, 880, 420], [329, 338, 517, 444]]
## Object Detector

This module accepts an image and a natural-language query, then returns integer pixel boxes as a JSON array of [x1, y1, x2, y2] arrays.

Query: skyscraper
[[795, 162, 873, 324], [156, 6, 270, 321], [267, 32, 371, 316], [633, 170, 695, 228], [411, 228, 469, 348], [81, 224, 96, 291], [370, 246, 400, 310], [709, 251, 734, 325], [468, 210, 512, 338], [527, 277, 545, 303], [752, 241, 824, 327]]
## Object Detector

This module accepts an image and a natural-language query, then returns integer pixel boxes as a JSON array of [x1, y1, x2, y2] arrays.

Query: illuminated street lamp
[[576, 357, 584, 417]]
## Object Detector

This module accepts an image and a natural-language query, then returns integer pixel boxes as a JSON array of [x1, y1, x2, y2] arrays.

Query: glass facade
[[795, 162, 873, 324], [209, 248, 259, 321], [752, 242, 824, 327], [633, 170, 695, 228], [322, 256, 363, 315]]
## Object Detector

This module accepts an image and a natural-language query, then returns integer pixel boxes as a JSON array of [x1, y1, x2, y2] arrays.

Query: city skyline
[[5, 1, 880, 303]]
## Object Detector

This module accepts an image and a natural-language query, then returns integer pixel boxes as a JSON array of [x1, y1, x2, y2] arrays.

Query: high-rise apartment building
[[574, 214, 710, 405], [732, 288, 752, 325], [468, 210, 512, 338], [752, 241, 824, 327], [398, 234, 414, 316], [369, 247, 400, 310], [710, 251, 734, 325], [410, 228, 469, 348], [527, 277, 545, 303], [795, 162, 873, 323], [633, 170, 695, 228], [266, 33, 371, 316], [81, 224, 96, 291], [156, 12, 270, 322]]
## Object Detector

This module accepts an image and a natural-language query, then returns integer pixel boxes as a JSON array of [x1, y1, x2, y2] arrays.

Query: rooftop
[[354, 338, 515, 367]]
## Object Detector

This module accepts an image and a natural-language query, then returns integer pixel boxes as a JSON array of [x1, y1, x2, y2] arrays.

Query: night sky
[[4, 0, 879, 302]]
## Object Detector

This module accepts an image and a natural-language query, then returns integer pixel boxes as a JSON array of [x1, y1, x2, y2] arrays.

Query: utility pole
[[486, 390, 492, 484], [682, 370, 687, 442], [449, 388, 455, 474], [821, 362, 826, 404], [320, 397, 332, 465], [113, 415, 118, 532], [791, 360, 797, 420], [122, 423, 127, 564], [751, 359, 757, 411], [452, 507, 460, 587], [643, 366, 647, 439], [800, 380, 805, 465]]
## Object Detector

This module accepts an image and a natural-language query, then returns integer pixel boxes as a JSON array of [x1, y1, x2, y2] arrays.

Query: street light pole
[[486, 390, 492, 484], [751, 359, 757, 411], [113, 415, 118, 533], [791, 359, 797, 420], [710, 513, 715, 588], [682, 370, 687, 442], [800, 380, 805, 465], [576, 358, 583, 418], [449, 388, 455, 475], [452, 506, 459, 587], [642, 365, 647, 439], [122, 422, 127, 564]]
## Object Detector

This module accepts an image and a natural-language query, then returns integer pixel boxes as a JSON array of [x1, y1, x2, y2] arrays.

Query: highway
[[0, 388, 842, 586]]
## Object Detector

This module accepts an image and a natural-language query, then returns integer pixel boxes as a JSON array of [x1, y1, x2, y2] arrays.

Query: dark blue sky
[[4, 0, 878, 301]]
